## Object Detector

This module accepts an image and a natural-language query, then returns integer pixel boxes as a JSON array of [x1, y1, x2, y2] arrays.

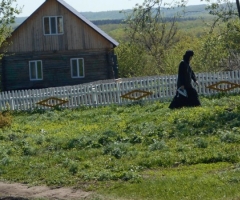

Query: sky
[[15, 0, 206, 17]]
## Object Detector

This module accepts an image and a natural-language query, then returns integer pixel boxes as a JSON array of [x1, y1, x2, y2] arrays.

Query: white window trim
[[43, 16, 64, 35], [29, 60, 43, 81], [71, 58, 85, 78]]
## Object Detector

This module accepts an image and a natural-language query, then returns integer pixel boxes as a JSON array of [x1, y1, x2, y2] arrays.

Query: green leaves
[[120, 0, 187, 74], [0, 0, 22, 57]]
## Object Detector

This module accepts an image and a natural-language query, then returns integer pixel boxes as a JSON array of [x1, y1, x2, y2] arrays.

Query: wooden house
[[0, 0, 119, 91]]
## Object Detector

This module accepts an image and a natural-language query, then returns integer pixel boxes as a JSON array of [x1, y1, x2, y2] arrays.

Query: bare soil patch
[[0, 182, 92, 200]]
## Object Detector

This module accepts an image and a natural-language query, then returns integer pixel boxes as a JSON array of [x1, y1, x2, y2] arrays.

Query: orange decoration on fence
[[206, 81, 240, 92], [36, 97, 68, 107], [121, 90, 153, 100]]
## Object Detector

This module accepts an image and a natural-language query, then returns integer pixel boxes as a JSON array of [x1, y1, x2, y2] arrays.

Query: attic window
[[43, 16, 63, 35]]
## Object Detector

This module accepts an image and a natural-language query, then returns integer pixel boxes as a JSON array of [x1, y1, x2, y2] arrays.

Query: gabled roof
[[14, 0, 119, 47]]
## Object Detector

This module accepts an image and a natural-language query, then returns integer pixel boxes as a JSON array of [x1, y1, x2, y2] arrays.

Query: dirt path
[[0, 182, 92, 200]]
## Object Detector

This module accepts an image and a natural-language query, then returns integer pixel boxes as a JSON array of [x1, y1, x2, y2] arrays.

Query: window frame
[[29, 60, 43, 81], [70, 58, 85, 78], [43, 16, 64, 35]]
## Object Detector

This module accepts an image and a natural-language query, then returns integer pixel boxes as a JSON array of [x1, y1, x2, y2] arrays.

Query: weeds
[[1, 94, 240, 199], [0, 111, 12, 128]]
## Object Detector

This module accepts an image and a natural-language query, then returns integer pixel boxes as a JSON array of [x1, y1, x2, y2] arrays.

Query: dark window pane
[[51, 17, 56, 34], [78, 59, 84, 77], [37, 61, 42, 79], [72, 60, 78, 77], [44, 18, 50, 34], [30, 62, 36, 79]]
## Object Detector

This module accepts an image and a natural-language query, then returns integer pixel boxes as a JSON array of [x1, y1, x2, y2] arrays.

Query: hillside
[[80, 4, 210, 20], [13, 4, 211, 28]]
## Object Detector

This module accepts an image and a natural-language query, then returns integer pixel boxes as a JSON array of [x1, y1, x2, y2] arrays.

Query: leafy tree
[[203, 0, 240, 71], [161, 32, 200, 74], [120, 0, 187, 74], [216, 19, 240, 70], [205, 0, 237, 24], [0, 0, 21, 58], [115, 42, 151, 77]]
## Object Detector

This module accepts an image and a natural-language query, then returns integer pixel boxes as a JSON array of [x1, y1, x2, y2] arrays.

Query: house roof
[[14, 0, 119, 47]]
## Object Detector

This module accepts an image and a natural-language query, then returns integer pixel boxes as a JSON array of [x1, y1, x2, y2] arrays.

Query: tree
[[236, 0, 240, 18], [203, 0, 240, 71], [120, 0, 187, 74], [0, 0, 21, 58]]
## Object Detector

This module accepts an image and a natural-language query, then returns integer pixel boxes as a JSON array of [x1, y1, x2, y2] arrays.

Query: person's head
[[183, 50, 194, 62]]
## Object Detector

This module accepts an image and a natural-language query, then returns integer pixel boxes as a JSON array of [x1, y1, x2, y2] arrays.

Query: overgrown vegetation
[[112, 0, 240, 77], [0, 111, 12, 128], [0, 93, 240, 199]]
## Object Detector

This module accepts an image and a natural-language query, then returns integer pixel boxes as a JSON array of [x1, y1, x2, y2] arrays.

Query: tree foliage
[[202, 0, 240, 70], [120, 0, 187, 74], [0, 0, 21, 58], [115, 42, 146, 77]]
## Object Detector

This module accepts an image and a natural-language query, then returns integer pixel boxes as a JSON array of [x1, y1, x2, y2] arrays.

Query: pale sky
[[15, 0, 206, 17]]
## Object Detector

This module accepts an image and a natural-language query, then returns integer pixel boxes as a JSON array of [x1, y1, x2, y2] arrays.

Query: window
[[43, 16, 63, 35], [29, 60, 43, 80], [71, 58, 85, 78]]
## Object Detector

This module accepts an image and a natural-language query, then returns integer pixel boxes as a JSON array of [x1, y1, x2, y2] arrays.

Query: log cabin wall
[[2, 49, 114, 91], [6, 0, 113, 53], [0, 0, 118, 91]]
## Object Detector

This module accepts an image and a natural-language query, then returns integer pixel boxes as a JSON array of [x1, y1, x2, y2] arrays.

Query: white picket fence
[[1, 70, 240, 111]]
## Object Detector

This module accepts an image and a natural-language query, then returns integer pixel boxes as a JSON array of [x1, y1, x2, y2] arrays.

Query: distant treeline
[[91, 17, 199, 25], [14, 4, 211, 27], [91, 19, 124, 25]]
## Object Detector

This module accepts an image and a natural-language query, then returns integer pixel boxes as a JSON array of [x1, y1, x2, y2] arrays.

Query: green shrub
[[66, 136, 92, 149], [220, 131, 240, 143], [22, 145, 37, 156], [1, 156, 11, 166], [149, 140, 168, 151], [69, 162, 78, 175], [103, 142, 129, 159], [194, 137, 208, 148], [129, 134, 143, 144]]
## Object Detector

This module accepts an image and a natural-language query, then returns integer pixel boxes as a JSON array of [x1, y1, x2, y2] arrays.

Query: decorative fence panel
[[0, 70, 240, 111]]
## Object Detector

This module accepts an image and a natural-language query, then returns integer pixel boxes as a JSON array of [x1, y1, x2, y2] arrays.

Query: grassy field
[[0, 93, 240, 200]]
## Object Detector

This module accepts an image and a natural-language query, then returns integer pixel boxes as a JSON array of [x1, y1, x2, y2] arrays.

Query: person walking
[[169, 50, 201, 109]]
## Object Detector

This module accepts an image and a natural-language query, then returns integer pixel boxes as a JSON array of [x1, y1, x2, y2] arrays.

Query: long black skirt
[[169, 87, 201, 109]]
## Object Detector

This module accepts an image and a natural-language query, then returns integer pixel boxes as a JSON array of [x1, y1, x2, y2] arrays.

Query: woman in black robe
[[169, 50, 201, 109]]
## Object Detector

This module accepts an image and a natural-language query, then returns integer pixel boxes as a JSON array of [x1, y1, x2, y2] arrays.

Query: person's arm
[[178, 61, 186, 89], [191, 67, 199, 85]]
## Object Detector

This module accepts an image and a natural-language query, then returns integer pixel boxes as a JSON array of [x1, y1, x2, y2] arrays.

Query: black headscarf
[[183, 50, 194, 62]]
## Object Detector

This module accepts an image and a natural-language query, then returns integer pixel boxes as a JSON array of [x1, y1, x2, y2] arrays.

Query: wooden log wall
[[5, 0, 114, 53], [2, 49, 115, 91]]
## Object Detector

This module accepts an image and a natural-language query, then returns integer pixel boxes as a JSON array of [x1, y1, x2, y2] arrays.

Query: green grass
[[1, 93, 240, 199]]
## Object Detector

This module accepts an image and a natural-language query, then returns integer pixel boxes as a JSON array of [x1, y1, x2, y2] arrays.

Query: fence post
[[10, 97, 14, 111], [92, 86, 98, 106], [115, 78, 122, 105]]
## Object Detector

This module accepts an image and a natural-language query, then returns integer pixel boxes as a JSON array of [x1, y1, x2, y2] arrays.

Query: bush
[[0, 111, 12, 128], [194, 137, 208, 148], [220, 131, 240, 143], [148, 140, 168, 151]]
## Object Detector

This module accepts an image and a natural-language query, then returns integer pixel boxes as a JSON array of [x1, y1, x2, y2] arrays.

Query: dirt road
[[0, 182, 92, 200]]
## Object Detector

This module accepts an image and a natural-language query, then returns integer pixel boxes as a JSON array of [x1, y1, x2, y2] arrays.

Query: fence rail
[[1, 70, 240, 111]]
